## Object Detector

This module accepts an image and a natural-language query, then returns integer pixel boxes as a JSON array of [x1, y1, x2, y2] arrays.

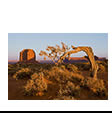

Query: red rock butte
[[19, 49, 37, 63]]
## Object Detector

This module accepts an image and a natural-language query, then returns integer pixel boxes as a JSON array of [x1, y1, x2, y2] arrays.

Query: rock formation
[[19, 49, 36, 62]]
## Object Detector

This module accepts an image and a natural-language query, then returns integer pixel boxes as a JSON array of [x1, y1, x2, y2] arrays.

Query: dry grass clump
[[8, 64, 21, 76], [97, 60, 108, 72], [8, 64, 14, 69], [98, 64, 106, 73], [43, 66, 84, 84], [65, 64, 79, 72], [58, 81, 80, 98], [13, 68, 33, 80], [44, 66, 72, 84], [71, 72, 84, 83], [74, 62, 91, 71], [58, 65, 66, 70], [82, 63, 91, 71], [80, 77, 107, 96], [24, 73, 47, 96]]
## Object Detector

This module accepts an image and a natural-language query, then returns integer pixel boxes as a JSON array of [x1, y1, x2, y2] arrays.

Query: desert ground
[[8, 60, 108, 100]]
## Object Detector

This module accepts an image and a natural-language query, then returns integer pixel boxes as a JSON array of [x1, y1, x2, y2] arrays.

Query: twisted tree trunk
[[58, 46, 98, 79]]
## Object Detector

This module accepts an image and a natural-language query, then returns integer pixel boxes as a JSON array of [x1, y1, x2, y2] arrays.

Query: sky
[[8, 33, 108, 61]]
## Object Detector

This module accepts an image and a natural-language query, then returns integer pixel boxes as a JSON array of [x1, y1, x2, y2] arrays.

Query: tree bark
[[58, 46, 98, 79]]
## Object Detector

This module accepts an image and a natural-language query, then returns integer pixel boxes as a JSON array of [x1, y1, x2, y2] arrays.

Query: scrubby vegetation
[[24, 73, 47, 96], [58, 81, 81, 98], [8, 60, 108, 100], [13, 68, 33, 80], [80, 77, 107, 96]]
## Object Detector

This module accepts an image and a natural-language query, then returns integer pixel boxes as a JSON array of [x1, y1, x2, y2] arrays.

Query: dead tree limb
[[58, 46, 98, 79]]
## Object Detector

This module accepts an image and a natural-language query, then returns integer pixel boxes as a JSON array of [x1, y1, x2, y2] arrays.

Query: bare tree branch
[[39, 43, 98, 79]]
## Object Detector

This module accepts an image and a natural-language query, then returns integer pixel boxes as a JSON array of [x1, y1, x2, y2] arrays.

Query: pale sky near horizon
[[8, 33, 108, 61]]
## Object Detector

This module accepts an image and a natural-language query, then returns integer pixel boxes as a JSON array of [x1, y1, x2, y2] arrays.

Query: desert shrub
[[71, 73, 84, 83], [8, 64, 14, 69], [43, 66, 84, 84], [58, 81, 80, 98], [13, 68, 33, 80], [79, 62, 91, 71], [98, 64, 106, 72], [74, 62, 91, 71], [58, 65, 66, 70], [83, 63, 91, 71], [97, 60, 108, 72], [24, 73, 47, 96], [51, 66, 65, 72], [41, 64, 55, 70], [17, 63, 29, 68], [8, 64, 21, 76], [80, 77, 107, 96], [65, 64, 79, 72], [44, 66, 73, 84], [55, 73, 70, 83], [26, 63, 55, 73]]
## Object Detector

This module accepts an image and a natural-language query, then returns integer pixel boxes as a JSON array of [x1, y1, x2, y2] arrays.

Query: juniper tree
[[39, 42, 70, 65], [39, 43, 98, 79]]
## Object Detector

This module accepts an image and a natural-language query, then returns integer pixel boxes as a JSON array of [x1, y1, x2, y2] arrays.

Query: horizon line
[[8, 56, 108, 62]]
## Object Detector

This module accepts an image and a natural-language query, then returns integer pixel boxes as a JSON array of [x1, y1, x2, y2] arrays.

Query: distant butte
[[19, 49, 38, 63]]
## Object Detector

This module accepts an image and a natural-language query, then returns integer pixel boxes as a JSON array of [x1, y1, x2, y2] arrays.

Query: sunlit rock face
[[19, 49, 36, 62]]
